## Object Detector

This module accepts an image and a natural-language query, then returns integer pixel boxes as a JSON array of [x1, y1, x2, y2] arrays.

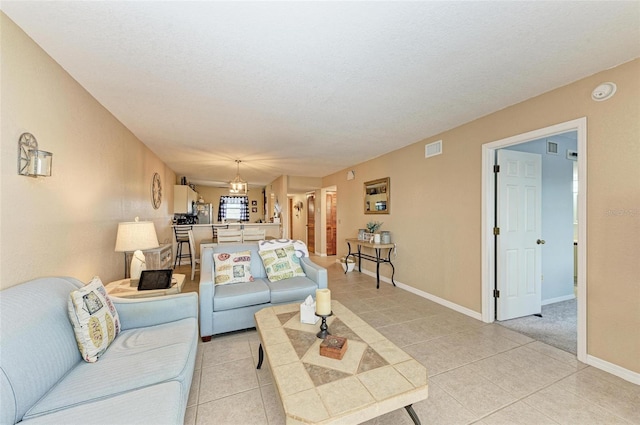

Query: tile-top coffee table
[[254, 301, 428, 425]]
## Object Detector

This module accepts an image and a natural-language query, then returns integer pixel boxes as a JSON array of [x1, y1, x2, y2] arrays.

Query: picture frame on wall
[[251, 200, 257, 206], [251, 207, 258, 213]]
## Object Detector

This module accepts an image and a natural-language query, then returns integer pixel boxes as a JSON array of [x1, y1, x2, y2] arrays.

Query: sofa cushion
[[20, 381, 184, 425], [213, 279, 271, 312], [267, 276, 319, 304], [24, 317, 197, 419], [213, 250, 254, 285], [67, 276, 121, 363], [258, 244, 306, 282]]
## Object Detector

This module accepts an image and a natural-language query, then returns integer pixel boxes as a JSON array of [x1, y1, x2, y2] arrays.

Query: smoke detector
[[591, 82, 617, 101]]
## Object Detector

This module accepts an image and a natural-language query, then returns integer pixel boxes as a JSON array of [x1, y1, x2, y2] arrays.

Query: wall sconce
[[18, 133, 53, 177], [294, 201, 304, 217]]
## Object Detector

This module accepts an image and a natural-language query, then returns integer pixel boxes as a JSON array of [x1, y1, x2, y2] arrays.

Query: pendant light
[[229, 159, 248, 195]]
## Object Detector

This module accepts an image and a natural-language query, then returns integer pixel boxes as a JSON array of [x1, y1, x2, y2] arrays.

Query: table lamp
[[115, 217, 160, 283]]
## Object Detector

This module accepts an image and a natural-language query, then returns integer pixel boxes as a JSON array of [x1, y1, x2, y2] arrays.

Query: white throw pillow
[[258, 239, 309, 258], [68, 276, 120, 362]]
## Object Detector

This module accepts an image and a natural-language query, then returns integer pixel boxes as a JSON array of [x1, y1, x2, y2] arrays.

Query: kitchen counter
[[182, 223, 280, 228], [171, 223, 282, 264]]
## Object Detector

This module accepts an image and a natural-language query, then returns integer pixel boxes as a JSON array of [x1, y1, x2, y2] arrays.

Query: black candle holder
[[315, 311, 333, 339]]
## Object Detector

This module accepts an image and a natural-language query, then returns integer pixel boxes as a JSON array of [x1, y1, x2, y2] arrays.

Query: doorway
[[496, 132, 578, 354], [326, 191, 337, 256], [481, 118, 587, 363], [307, 194, 315, 254]]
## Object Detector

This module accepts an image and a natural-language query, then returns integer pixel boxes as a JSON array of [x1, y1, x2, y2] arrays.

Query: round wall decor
[[151, 172, 162, 209]]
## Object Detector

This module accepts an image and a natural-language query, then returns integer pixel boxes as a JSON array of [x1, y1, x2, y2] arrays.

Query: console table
[[345, 238, 396, 289]]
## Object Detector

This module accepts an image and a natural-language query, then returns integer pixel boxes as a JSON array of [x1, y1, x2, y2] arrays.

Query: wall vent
[[425, 140, 443, 158], [546, 140, 559, 155]]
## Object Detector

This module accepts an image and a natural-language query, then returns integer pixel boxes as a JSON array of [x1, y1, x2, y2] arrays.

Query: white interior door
[[497, 149, 542, 320]]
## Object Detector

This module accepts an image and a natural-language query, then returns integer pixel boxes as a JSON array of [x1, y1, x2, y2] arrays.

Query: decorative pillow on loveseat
[[258, 243, 306, 282], [67, 276, 121, 362], [258, 239, 309, 258], [214, 250, 254, 285]]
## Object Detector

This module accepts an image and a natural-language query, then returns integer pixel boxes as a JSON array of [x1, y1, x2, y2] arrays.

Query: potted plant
[[339, 256, 355, 272], [365, 221, 382, 243], [365, 221, 383, 236]]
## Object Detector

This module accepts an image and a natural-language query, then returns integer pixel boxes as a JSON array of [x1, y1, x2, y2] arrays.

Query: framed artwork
[[251, 207, 258, 213], [251, 200, 258, 206], [364, 177, 390, 214]]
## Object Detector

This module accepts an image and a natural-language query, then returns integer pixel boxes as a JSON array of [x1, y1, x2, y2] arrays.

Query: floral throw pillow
[[214, 250, 254, 285], [258, 243, 306, 282], [67, 276, 120, 363]]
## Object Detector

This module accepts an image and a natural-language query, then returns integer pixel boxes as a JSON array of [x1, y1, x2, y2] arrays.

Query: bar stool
[[217, 228, 243, 243], [211, 224, 229, 243], [242, 228, 265, 242], [187, 230, 200, 280], [173, 225, 192, 269]]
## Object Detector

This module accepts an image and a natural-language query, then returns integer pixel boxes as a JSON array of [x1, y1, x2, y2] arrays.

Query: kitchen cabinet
[[174, 185, 198, 214]]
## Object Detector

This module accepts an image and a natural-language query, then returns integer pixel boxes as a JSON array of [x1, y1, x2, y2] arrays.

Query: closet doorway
[[481, 117, 587, 363]]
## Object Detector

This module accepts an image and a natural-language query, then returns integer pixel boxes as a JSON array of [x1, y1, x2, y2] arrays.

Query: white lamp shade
[[114, 221, 159, 252]]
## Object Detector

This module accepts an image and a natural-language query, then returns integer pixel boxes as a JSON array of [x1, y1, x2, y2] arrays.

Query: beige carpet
[[498, 298, 577, 354]]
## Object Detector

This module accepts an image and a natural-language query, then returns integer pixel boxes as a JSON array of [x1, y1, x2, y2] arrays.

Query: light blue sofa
[[199, 242, 327, 340], [0, 277, 198, 425]]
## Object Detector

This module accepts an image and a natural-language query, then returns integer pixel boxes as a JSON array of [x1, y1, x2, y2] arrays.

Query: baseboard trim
[[542, 294, 576, 306], [586, 354, 640, 385], [359, 270, 483, 321]]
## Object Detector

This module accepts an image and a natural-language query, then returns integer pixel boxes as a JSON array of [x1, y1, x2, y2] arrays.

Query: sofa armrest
[[300, 257, 328, 289], [113, 292, 198, 331], [199, 247, 216, 338]]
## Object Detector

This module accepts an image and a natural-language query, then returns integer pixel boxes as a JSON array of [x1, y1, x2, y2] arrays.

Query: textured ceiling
[[3, 1, 639, 189]]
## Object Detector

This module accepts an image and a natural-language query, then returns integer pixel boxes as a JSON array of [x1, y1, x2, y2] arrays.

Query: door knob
[[536, 239, 546, 245]]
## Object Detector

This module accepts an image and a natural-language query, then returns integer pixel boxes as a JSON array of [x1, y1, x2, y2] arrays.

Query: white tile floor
[[180, 257, 640, 425]]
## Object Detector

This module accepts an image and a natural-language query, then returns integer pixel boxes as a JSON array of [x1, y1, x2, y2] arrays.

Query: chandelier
[[229, 159, 248, 195]]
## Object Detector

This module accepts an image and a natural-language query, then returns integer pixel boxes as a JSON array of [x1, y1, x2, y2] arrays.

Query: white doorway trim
[[481, 117, 587, 363]]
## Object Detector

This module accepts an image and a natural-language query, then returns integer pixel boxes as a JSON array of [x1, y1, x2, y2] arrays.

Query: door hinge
[[493, 227, 500, 236], [493, 289, 500, 298], [493, 165, 500, 173]]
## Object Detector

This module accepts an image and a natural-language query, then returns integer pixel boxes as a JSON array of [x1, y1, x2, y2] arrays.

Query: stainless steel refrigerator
[[195, 202, 213, 224]]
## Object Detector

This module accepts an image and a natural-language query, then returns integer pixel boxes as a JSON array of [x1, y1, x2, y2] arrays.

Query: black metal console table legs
[[345, 241, 396, 289]]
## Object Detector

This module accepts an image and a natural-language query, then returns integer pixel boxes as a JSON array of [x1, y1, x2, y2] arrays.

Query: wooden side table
[[105, 274, 185, 298]]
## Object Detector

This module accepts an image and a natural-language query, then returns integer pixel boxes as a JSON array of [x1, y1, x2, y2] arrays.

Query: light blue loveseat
[[0, 277, 198, 425], [199, 241, 327, 340]]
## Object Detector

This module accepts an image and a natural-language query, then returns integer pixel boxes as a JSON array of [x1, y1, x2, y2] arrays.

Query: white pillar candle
[[315, 289, 331, 315]]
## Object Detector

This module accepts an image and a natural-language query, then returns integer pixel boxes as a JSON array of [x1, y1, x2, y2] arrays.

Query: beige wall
[[289, 194, 308, 243], [266, 176, 288, 238], [1, 14, 176, 288], [324, 59, 640, 373]]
